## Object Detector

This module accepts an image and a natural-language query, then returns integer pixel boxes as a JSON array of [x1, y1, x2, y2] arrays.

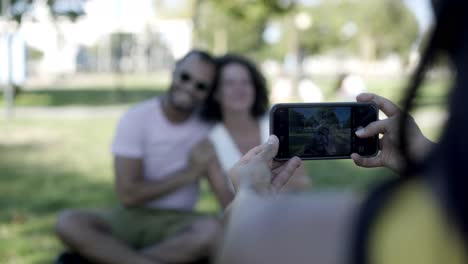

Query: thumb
[[257, 135, 279, 162]]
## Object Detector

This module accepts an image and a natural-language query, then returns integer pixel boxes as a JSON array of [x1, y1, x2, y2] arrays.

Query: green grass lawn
[[1, 114, 443, 263], [0, 118, 117, 263], [0, 74, 449, 263]]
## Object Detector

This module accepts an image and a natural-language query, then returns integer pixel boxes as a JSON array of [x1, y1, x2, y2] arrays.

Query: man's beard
[[168, 85, 198, 113]]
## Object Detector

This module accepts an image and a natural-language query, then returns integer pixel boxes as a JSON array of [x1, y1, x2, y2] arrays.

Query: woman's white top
[[208, 117, 270, 190]]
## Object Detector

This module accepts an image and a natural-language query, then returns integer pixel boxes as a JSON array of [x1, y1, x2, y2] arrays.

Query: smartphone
[[270, 102, 379, 160]]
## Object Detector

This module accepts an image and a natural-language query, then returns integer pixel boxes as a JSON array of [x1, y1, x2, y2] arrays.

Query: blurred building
[[0, 0, 194, 80]]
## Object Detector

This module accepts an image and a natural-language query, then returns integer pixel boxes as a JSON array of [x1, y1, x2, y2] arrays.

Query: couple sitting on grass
[[55, 50, 310, 264]]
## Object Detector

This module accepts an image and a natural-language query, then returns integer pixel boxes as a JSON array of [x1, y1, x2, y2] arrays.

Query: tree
[[305, 115, 318, 128], [289, 109, 306, 132], [296, 0, 419, 60], [1, 0, 85, 23], [194, 0, 418, 61], [195, 0, 294, 58], [316, 108, 340, 130]]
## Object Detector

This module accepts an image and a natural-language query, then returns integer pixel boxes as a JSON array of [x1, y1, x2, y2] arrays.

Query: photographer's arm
[[217, 136, 357, 264]]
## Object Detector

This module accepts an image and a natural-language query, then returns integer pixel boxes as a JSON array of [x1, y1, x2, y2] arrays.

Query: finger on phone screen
[[355, 119, 390, 138], [356, 93, 400, 117]]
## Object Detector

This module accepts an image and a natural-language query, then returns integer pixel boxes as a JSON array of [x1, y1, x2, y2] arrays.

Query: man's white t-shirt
[[112, 98, 211, 210]]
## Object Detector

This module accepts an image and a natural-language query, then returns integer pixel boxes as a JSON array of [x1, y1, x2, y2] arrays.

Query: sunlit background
[[0, 0, 450, 263]]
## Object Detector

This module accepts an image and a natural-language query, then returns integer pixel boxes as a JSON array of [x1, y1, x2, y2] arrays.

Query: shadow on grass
[[0, 143, 116, 263], [0, 143, 116, 220], [1, 87, 166, 107]]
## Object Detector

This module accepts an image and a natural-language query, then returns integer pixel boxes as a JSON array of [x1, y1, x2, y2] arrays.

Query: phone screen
[[271, 103, 379, 160], [288, 106, 351, 157]]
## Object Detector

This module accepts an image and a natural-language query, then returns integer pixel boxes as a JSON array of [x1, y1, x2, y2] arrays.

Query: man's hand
[[188, 139, 215, 178], [228, 135, 302, 194], [115, 139, 216, 208], [351, 93, 433, 172]]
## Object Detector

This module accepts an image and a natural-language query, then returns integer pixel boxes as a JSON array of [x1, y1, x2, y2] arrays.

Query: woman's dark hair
[[200, 54, 269, 121], [352, 1, 468, 263]]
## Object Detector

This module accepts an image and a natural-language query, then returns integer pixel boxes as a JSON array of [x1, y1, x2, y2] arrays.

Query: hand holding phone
[[270, 102, 379, 160], [228, 135, 302, 194], [351, 93, 433, 172]]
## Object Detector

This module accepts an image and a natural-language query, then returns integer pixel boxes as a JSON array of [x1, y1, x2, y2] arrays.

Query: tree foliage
[[282, 0, 419, 60], [195, 0, 419, 60], [195, 0, 294, 58], [289, 109, 306, 129], [0, 0, 85, 23]]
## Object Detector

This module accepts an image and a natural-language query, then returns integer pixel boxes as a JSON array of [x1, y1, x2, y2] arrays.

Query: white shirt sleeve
[[111, 109, 144, 158]]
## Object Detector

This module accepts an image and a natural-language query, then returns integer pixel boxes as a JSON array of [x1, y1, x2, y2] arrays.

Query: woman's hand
[[228, 135, 302, 194], [351, 93, 433, 172]]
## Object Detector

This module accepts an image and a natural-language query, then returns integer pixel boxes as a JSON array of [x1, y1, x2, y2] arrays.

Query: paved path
[[0, 106, 448, 130], [0, 106, 127, 119]]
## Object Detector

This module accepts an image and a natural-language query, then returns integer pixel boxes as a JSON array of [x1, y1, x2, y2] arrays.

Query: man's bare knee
[[139, 217, 221, 263], [56, 210, 79, 241], [56, 210, 108, 248]]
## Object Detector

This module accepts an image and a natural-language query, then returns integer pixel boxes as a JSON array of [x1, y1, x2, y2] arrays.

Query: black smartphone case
[[270, 102, 379, 161]]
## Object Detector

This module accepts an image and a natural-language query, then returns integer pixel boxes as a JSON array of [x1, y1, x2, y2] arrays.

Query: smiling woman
[[197, 53, 311, 193]]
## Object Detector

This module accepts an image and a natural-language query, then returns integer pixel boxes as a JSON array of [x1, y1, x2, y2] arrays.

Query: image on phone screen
[[289, 107, 351, 157], [271, 103, 379, 160]]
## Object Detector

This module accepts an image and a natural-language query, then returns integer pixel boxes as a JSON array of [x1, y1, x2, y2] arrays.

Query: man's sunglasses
[[179, 71, 210, 92]]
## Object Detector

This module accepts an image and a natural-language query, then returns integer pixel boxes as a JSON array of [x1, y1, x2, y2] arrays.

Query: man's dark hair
[[200, 53, 269, 121], [176, 49, 216, 67]]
